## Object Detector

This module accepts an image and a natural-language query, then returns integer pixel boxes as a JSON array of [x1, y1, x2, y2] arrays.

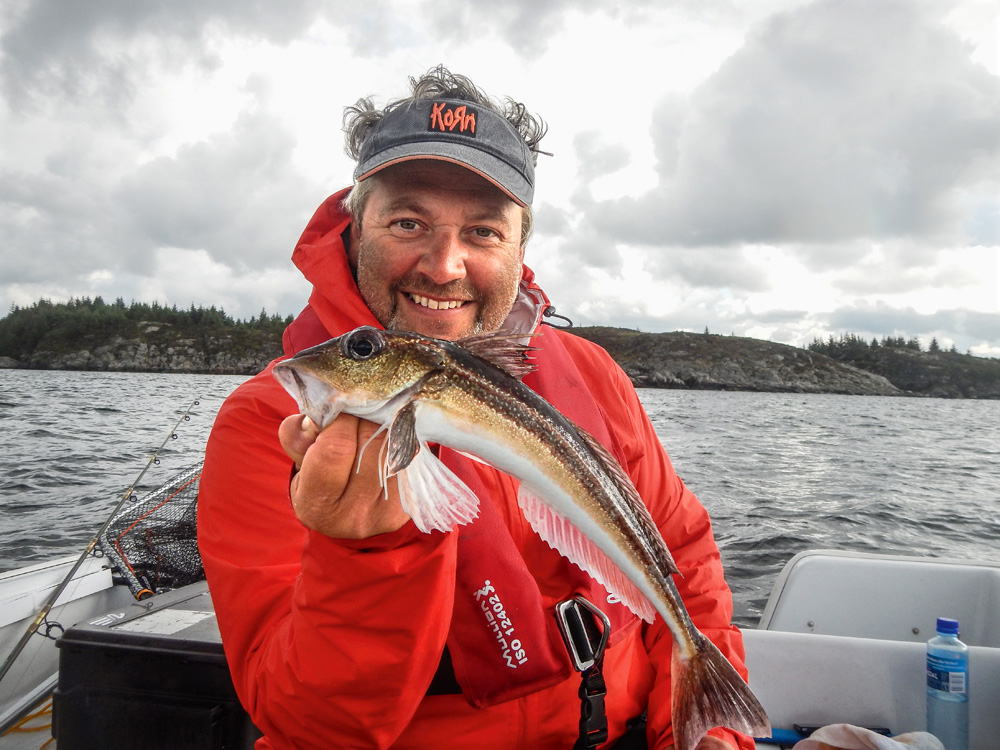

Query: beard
[[354, 235, 522, 339]]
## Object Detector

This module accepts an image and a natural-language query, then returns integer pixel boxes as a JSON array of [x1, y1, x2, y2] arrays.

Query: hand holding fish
[[278, 412, 411, 539]]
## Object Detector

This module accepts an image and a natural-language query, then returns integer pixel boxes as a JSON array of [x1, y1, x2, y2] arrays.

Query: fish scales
[[273, 326, 770, 750], [428, 345, 683, 628]]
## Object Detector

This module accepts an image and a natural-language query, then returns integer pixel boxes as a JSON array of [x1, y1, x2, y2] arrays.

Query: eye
[[341, 327, 384, 360], [473, 227, 501, 240]]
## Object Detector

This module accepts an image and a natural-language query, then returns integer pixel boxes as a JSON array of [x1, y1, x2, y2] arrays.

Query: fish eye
[[342, 328, 384, 360]]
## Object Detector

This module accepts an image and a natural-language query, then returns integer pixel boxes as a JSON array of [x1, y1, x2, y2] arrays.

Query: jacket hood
[[283, 188, 551, 355]]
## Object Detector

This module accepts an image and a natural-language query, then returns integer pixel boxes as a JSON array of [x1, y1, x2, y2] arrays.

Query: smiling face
[[348, 161, 525, 341]]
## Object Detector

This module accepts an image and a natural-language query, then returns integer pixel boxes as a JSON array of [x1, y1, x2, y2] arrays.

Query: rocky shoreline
[[570, 328, 900, 396], [0, 333, 283, 375], [3, 325, 998, 398]]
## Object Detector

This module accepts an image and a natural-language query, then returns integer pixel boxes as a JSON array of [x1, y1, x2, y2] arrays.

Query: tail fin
[[670, 632, 770, 750]]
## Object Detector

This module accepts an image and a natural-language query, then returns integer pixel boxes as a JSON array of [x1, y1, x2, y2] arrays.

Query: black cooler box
[[54, 581, 260, 749]]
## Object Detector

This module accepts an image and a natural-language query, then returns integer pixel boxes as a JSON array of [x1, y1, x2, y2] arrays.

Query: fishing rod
[[0, 398, 201, 688]]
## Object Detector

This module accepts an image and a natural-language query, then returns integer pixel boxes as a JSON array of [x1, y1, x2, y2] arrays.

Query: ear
[[345, 220, 361, 271], [516, 206, 527, 261]]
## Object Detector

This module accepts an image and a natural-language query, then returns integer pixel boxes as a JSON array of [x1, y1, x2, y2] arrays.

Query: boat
[[1, 465, 997, 749]]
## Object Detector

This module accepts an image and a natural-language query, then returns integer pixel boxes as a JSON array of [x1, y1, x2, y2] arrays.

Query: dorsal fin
[[572, 423, 680, 577], [458, 330, 539, 381]]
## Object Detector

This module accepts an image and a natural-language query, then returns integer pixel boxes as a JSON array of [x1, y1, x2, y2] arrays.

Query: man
[[198, 66, 755, 750]]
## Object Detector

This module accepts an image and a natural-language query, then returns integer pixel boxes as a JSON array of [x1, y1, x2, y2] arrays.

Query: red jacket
[[198, 189, 754, 750]]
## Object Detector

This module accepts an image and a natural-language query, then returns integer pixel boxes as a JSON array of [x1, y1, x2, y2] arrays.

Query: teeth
[[409, 294, 464, 310]]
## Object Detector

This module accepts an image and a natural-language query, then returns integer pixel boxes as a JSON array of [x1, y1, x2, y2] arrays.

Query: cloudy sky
[[2, 0, 998, 355]]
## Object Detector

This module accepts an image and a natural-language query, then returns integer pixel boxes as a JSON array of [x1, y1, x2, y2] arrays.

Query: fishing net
[[97, 462, 205, 599]]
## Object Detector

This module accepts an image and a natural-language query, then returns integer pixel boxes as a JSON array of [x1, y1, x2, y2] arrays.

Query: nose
[[417, 229, 467, 284]]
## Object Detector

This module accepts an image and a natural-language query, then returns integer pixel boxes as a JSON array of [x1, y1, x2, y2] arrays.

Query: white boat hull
[[0, 555, 134, 735]]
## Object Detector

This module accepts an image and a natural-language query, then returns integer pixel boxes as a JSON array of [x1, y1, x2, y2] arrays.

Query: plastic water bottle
[[926, 617, 969, 750]]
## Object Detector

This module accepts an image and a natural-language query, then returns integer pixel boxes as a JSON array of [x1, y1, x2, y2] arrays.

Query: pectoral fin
[[516, 483, 657, 623], [382, 400, 480, 533], [395, 447, 481, 533], [386, 402, 420, 475]]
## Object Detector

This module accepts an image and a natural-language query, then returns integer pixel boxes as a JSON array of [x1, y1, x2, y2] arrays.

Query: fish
[[273, 325, 770, 750]]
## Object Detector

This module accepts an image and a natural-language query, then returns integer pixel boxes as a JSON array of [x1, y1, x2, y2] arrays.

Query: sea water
[[2, 370, 1000, 627]]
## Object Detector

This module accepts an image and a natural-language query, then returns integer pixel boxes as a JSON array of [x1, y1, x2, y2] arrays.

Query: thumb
[[278, 413, 321, 469]]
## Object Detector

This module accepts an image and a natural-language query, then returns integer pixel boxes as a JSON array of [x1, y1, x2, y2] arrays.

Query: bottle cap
[[936, 617, 959, 635]]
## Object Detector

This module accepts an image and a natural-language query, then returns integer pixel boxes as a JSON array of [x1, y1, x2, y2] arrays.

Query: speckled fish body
[[273, 326, 769, 750]]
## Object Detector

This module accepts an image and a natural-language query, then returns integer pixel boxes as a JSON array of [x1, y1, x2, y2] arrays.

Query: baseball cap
[[353, 98, 535, 207]]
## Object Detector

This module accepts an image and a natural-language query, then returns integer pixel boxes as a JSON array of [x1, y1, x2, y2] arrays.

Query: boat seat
[[743, 628, 1000, 748], [757, 550, 1000, 646]]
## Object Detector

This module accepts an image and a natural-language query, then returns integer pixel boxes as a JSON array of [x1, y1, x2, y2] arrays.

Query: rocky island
[[569, 328, 900, 396]]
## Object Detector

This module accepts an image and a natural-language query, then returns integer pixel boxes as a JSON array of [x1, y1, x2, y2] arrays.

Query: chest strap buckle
[[555, 596, 611, 671], [556, 597, 612, 749]]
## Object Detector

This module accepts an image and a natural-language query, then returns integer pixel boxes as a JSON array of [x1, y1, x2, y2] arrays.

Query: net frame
[[98, 462, 205, 598]]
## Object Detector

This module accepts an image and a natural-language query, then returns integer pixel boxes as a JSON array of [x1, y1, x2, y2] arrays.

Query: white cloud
[[134, 247, 311, 319], [579, 0, 1000, 250], [115, 109, 320, 268], [0, 0, 329, 109]]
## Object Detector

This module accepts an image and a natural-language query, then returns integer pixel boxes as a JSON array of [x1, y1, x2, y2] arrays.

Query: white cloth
[[792, 723, 944, 750]]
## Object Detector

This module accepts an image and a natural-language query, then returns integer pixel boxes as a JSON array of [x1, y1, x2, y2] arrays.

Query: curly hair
[[343, 65, 547, 164], [342, 66, 546, 246]]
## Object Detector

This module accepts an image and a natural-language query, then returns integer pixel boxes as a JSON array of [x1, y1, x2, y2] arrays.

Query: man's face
[[348, 160, 525, 341]]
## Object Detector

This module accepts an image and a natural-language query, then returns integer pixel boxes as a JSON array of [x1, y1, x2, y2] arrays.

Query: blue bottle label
[[927, 653, 968, 696]]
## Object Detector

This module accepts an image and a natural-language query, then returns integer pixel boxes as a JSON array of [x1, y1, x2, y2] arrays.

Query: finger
[[297, 414, 366, 488], [289, 415, 412, 538], [278, 413, 320, 469], [350, 421, 411, 528]]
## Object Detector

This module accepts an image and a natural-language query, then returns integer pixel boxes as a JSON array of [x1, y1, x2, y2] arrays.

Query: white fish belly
[[413, 400, 671, 624]]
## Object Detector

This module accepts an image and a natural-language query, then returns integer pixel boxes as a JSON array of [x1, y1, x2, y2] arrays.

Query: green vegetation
[[808, 332, 961, 357], [809, 333, 1000, 398], [0, 297, 291, 365]]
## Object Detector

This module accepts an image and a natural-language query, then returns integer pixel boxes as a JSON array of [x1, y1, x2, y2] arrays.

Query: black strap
[[556, 598, 612, 750], [428, 598, 614, 749], [575, 664, 609, 749]]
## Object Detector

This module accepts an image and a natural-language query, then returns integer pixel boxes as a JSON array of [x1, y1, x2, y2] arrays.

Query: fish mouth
[[273, 362, 344, 428], [405, 292, 469, 311]]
